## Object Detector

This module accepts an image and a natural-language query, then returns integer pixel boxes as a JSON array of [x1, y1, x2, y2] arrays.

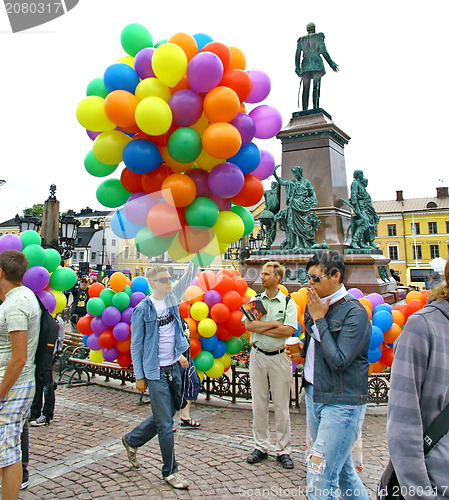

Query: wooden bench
[[57, 329, 86, 382]]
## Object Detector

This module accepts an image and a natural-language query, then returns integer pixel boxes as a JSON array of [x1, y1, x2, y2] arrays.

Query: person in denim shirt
[[122, 261, 198, 490], [288, 251, 371, 499]]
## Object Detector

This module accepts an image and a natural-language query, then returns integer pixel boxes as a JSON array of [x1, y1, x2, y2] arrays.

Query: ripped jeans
[[305, 385, 370, 500]]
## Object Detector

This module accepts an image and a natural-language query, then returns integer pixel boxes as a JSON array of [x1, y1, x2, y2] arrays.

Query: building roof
[[0, 217, 18, 228], [75, 226, 101, 249], [373, 196, 449, 214]]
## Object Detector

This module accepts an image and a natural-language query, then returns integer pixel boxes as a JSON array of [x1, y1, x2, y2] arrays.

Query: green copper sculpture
[[258, 181, 281, 249], [273, 165, 321, 250], [295, 22, 339, 111]]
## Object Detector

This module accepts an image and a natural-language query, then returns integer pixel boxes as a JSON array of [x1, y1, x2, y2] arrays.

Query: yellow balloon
[[202, 237, 226, 257], [152, 43, 188, 87], [167, 234, 195, 263], [198, 318, 217, 337], [50, 289, 67, 314], [212, 211, 245, 244], [190, 113, 209, 135], [205, 359, 224, 379], [93, 130, 133, 165], [135, 78, 171, 102], [195, 148, 223, 171], [217, 352, 231, 369], [245, 288, 257, 297], [89, 349, 104, 363], [116, 55, 135, 68], [135, 96, 173, 136], [278, 284, 289, 295], [76, 96, 115, 132], [190, 301, 209, 321], [196, 370, 204, 382]]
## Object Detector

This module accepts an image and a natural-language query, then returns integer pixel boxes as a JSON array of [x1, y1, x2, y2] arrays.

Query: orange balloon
[[407, 299, 424, 316], [141, 164, 174, 194], [203, 86, 240, 123], [383, 323, 402, 344], [116, 337, 131, 353], [359, 297, 373, 310], [201, 42, 231, 72], [420, 289, 430, 303], [278, 284, 289, 295], [179, 226, 212, 254], [369, 361, 386, 375], [88, 282, 105, 298], [391, 309, 405, 327], [147, 201, 182, 237], [290, 291, 307, 313], [229, 46, 246, 70], [169, 76, 190, 93], [233, 277, 248, 296], [168, 32, 198, 61], [363, 305, 372, 320], [179, 300, 190, 318], [190, 337, 201, 357], [109, 272, 127, 292], [160, 147, 194, 173], [406, 290, 426, 305], [230, 174, 264, 207], [184, 317, 198, 335], [161, 173, 197, 207], [184, 285, 204, 304], [202, 122, 242, 159], [220, 69, 252, 102], [210, 303, 231, 323], [104, 90, 138, 128], [298, 287, 309, 298]]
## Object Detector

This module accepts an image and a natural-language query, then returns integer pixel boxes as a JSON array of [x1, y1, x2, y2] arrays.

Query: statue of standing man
[[295, 22, 339, 111]]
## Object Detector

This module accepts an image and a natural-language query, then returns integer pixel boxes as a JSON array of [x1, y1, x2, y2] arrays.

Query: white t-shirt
[[150, 296, 176, 367]]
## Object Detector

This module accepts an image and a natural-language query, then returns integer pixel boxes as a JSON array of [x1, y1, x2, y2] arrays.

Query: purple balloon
[[91, 316, 108, 335], [367, 293, 385, 308], [23, 266, 50, 293], [102, 306, 122, 327], [130, 291, 146, 307], [121, 307, 133, 325], [112, 322, 131, 341], [187, 52, 224, 92], [169, 89, 203, 127], [87, 332, 102, 351], [210, 195, 231, 211], [124, 192, 158, 226], [86, 129, 101, 141], [203, 290, 222, 307], [249, 105, 283, 139], [246, 70, 271, 103], [208, 162, 245, 198], [347, 288, 364, 299], [251, 149, 276, 180], [0, 233, 23, 253], [230, 113, 255, 146], [102, 346, 120, 362], [36, 290, 56, 313], [190, 276, 199, 287], [134, 47, 156, 79], [186, 168, 212, 198]]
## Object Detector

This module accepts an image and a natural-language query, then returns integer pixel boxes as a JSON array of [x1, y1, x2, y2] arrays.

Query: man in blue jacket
[[122, 261, 198, 490], [291, 251, 371, 499]]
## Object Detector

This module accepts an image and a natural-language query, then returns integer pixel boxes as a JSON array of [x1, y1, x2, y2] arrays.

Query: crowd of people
[[1, 249, 448, 499]]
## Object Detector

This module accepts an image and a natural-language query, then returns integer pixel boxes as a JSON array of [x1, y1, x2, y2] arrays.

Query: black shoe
[[247, 449, 268, 464], [277, 454, 294, 469]]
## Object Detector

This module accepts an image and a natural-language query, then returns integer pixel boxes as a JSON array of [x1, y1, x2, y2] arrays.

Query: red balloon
[[190, 337, 201, 358], [201, 42, 231, 72], [222, 290, 242, 311], [219, 69, 252, 102], [141, 164, 174, 194], [210, 303, 231, 323], [233, 276, 248, 296], [214, 274, 234, 295], [77, 315, 93, 335], [198, 270, 217, 292], [179, 300, 190, 318], [379, 347, 394, 367], [216, 323, 233, 341], [230, 174, 264, 207], [99, 330, 116, 349], [121, 168, 144, 193], [147, 201, 182, 237], [88, 282, 105, 298], [217, 269, 234, 277], [117, 351, 132, 367], [224, 309, 245, 331], [407, 299, 424, 316], [393, 303, 409, 321]]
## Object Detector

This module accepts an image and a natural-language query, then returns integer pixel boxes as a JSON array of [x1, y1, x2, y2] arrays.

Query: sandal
[[180, 418, 201, 428]]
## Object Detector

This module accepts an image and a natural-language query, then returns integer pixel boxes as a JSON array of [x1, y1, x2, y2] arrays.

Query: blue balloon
[[368, 347, 382, 363], [193, 32, 213, 50], [227, 142, 261, 174], [370, 325, 384, 349], [123, 139, 163, 174], [111, 209, 144, 239], [372, 310, 393, 333], [82, 334, 89, 346], [200, 334, 218, 352], [293, 321, 302, 337], [103, 63, 140, 93], [131, 276, 150, 294], [373, 304, 392, 315], [211, 339, 227, 358]]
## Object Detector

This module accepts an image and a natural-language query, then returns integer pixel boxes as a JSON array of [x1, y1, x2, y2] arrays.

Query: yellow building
[[373, 187, 449, 287]]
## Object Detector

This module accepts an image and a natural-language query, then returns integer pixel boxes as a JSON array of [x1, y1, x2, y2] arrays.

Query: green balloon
[[112, 291, 131, 311], [100, 288, 115, 307], [135, 227, 174, 258], [22, 244, 46, 269], [120, 23, 153, 57], [87, 297, 106, 316], [230, 205, 255, 237], [49, 267, 77, 291], [43, 248, 61, 273], [167, 127, 202, 163], [192, 251, 215, 267], [225, 336, 243, 355], [154, 39, 168, 48], [19, 230, 41, 249], [193, 350, 214, 372], [185, 197, 219, 229], [85, 150, 118, 177], [86, 78, 109, 98], [123, 285, 133, 296], [96, 179, 131, 208]]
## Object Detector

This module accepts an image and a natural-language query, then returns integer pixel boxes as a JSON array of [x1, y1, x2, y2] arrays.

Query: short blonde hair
[[147, 265, 169, 282], [262, 261, 285, 280], [430, 259, 449, 301]]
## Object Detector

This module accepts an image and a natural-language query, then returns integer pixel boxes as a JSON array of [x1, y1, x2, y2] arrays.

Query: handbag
[[377, 402, 449, 499]]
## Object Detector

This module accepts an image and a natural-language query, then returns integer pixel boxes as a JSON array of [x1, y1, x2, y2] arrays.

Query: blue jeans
[[125, 364, 180, 477], [305, 385, 369, 500]]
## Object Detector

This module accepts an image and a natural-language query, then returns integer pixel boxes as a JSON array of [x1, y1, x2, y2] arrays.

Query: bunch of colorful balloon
[[348, 288, 428, 373], [76, 273, 150, 367], [76, 23, 282, 265], [179, 269, 253, 379], [0, 231, 76, 315]]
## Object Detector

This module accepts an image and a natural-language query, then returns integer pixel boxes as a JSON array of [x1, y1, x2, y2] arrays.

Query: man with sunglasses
[[69, 277, 90, 331], [122, 261, 198, 490], [291, 251, 371, 499]]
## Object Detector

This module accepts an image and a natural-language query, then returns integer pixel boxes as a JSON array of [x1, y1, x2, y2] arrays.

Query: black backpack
[[34, 295, 60, 378]]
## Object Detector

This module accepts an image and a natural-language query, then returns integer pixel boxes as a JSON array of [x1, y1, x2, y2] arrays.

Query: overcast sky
[[1, 0, 448, 223]]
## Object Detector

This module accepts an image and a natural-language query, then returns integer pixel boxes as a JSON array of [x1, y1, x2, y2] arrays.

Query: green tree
[[23, 204, 44, 216]]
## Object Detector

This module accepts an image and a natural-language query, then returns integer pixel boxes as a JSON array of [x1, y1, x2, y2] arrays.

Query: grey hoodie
[[387, 299, 449, 499]]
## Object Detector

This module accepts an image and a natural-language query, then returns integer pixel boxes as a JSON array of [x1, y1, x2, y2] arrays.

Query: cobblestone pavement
[[19, 379, 389, 499]]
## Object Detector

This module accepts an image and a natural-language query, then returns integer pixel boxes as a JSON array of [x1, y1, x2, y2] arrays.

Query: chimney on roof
[[436, 186, 448, 198], [396, 190, 404, 201]]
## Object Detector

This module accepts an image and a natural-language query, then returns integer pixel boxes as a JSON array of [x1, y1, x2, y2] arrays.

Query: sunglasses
[[153, 277, 171, 284], [306, 273, 328, 283], [81, 280, 88, 283]]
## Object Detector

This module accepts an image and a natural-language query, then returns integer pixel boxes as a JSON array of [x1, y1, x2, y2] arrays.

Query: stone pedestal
[[41, 198, 60, 247], [275, 109, 352, 252]]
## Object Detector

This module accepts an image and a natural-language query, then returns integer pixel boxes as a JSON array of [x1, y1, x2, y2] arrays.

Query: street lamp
[[15, 212, 42, 233], [0, 180, 5, 186], [58, 209, 81, 261]]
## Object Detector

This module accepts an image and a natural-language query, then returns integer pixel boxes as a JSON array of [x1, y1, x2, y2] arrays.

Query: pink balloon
[[134, 47, 156, 79], [245, 70, 271, 103], [187, 52, 223, 92], [251, 149, 275, 180], [249, 105, 283, 139]]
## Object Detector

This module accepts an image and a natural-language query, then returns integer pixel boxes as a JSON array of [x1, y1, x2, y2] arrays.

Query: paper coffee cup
[[285, 337, 301, 361]]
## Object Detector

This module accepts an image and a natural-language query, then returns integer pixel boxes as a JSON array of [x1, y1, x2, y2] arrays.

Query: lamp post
[[0, 180, 5, 186], [15, 212, 41, 233]]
